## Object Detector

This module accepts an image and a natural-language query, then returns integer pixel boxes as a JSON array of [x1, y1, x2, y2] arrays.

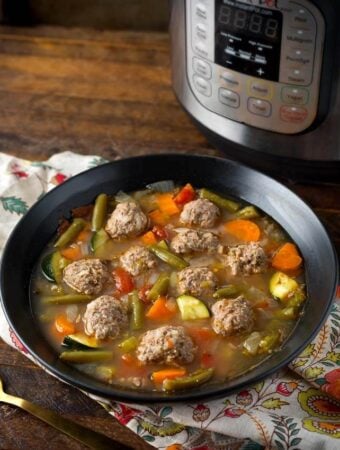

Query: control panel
[[186, 0, 325, 134]]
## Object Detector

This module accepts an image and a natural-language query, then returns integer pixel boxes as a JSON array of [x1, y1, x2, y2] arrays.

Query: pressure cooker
[[170, 0, 340, 182]]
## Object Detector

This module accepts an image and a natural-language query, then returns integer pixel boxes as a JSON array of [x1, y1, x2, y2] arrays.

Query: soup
[[31, 182, 306, 392]]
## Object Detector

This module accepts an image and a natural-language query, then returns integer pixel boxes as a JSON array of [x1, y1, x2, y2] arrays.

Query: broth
[[31, 183, 306, 392]]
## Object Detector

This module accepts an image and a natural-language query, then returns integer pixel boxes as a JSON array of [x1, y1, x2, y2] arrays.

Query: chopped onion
[[189, 255, 216, 267], [148, 272, 159, 285], [243, 332, 262, 355], [115, 191, 133, 203], [133, 189, 150, 201], [66, 305, 79, 323], [146, 180, 175, 193]]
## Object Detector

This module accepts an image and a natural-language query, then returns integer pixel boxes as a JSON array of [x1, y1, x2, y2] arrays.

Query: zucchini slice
[[62, 333, 101, 350], [176, 295, 210, 320], [41, 251, 67, 283], [269, 271, 298, 301]]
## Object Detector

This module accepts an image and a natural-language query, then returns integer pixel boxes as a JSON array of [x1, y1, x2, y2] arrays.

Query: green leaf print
[[1, 196, 29, 215], [298, 343, 315, 358], [88, 157, 109, 168], [304, 366, 325, 379], [261, 398, 289, 410]]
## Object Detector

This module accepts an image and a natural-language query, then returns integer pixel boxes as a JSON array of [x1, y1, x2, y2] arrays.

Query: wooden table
[[0, 25, 339, 450]]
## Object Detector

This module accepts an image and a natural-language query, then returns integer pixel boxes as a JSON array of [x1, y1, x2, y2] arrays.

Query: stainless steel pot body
[[170, 0, 340, 181]]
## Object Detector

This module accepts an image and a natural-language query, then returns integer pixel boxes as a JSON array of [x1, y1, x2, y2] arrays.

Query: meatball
[[120, 245, 157, 276], [83, 295, 128, 339], [177, 267, 217, 297], [226, 242, 267, 276], [171, 229, 220, 254], [179, 199, 220, 228], [211, 296, 255, 337], [63, 258, 109, 295], [105, 202, 148, 239], [137, 326, 196, 365]]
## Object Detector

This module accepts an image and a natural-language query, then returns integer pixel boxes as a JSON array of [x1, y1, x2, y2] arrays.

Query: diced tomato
[[152, 225, 168, 240], [174, 183, 195, 205], [201, 352, 215, 368], [113, 268, 134, 294]]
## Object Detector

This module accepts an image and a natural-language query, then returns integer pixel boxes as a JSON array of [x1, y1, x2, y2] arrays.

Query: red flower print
[[224, 407, 245, 418], [113, 403, 140, 425], [236, 390, 253, 406], [50, 172, 68, 185], [10, 163, 28, 179], [55, 173, 67, 184], [192, 404, 210, 422], [9, 329, 28, 354], [276, 381, 299, 397], [322, 369, 340, 400]]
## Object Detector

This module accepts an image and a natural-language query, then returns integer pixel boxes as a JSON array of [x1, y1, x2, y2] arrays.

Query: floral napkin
[[0, 151, 339, 450]]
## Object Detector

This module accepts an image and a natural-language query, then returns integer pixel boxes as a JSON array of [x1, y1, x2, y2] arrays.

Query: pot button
[[195, 3, 208, 20], [280, 106, 308, 123], [195, 23, 208, 40], [193, 40, 209, 59], [219, 88, 240, 108], [220, 71, 240, 90], [193, 75, 212, 97], [281, 67, 311, 86], [248, 98, 272, 117], [248, 80, 273, 100], [286, 28, 315, 46], [193, 57, 212, 79], [281, 87, 309, 105]]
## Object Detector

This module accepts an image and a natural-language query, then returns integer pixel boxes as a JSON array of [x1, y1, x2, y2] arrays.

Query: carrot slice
[[140, 231, 157, 246], [156, 193, 180, 216], [149, 209, 168, 226], [224, 219, 261, 242], [272, 242, 303, 271], [54, 315, 76, 335], [76, 229, 91, 242], [152, 368, 187, 384], [146, 296, 176, 321], [60, 245, 82, 261], [174, 183, 195, 205], [188, 327, 216, 344]]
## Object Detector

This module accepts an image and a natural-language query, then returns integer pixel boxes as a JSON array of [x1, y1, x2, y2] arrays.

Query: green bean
[[147, 273, 170, 302], [157, 240, 169, 250], [258, 331, 280, 354], [199, 188, 240, 212], [42, 294, 92, 304], [149, 245, 189, 270], [236, 206, 260, 219], [91, 193, 108, 231], [275, 306, 298, 320], [129, 291, 144, 331], [59, 350, 112, 363], [54, 218, 85, 248], [163, 368, 214, 391], [213, 285, 240, 299], [118, 336, 138, 353]]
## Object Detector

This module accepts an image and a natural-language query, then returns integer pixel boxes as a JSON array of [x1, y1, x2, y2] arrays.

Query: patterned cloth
[[0, 151, 339, 450]]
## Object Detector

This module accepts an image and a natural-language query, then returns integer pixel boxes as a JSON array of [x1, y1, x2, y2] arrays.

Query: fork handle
[[2, 392, 133, 450]]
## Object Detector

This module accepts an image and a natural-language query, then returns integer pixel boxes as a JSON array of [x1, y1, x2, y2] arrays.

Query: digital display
[[215, 0, 283, 81], [217, 5, 281, 41]]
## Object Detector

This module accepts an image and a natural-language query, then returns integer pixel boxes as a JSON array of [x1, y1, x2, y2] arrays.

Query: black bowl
[[0, 154, 338, 403]]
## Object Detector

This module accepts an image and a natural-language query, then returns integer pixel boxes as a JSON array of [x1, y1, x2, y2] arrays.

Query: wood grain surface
[[0, 25, 339, 450]]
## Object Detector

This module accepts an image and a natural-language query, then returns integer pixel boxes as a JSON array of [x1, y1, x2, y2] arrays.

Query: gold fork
[[0, 376, 133, 450]]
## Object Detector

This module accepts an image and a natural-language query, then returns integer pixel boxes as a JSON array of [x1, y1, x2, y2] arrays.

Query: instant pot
[[170, 0, 340, 182]]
